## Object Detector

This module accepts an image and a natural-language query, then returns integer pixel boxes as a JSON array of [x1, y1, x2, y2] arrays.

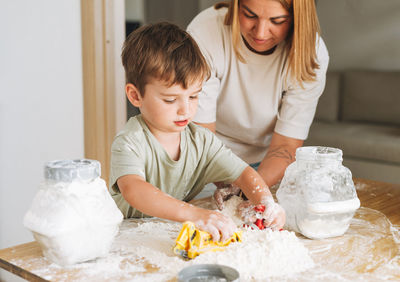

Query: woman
[[187, 0, 329, 203]]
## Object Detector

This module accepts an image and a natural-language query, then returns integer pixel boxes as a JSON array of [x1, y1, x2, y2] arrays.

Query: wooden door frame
[[80, 0, 126, 184]]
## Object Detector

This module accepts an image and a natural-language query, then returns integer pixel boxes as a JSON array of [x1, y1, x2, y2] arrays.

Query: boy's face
[[127, 78, 202, 136]]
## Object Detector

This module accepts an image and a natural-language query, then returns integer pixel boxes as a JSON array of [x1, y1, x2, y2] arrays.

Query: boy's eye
[[164, 99, 176, 103]]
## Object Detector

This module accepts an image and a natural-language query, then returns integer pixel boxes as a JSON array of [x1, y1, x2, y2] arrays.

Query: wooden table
[[1, 178, 399, 281]]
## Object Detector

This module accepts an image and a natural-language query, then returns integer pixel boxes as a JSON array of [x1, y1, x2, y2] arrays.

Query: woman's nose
[[254, 20, 269, 39]]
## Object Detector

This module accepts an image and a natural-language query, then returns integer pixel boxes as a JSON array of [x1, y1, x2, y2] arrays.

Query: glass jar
[[276, 147, 360, 239], [23, 159, 123, 265]]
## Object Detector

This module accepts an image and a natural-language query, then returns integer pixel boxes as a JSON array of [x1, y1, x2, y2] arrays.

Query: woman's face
[[239, 0, 292, 53]]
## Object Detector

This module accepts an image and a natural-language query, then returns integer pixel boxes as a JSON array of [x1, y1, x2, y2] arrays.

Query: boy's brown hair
[[122, 22, 210, 95]]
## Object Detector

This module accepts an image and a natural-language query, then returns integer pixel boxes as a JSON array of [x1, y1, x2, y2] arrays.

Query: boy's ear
[[126, 83, 142, 107]]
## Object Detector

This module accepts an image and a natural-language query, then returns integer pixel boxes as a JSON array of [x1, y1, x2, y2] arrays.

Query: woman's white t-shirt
[[187, 7, 329, 164]]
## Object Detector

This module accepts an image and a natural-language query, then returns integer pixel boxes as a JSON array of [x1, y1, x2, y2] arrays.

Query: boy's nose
[[177, 100, 189, 115]]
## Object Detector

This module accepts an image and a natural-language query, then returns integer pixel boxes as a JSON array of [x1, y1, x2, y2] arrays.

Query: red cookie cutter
[[243, 205, 283, 231]]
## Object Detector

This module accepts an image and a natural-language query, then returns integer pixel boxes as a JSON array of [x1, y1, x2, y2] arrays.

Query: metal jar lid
[[178, 264, 239, 282], [44, 159, 101, 182]]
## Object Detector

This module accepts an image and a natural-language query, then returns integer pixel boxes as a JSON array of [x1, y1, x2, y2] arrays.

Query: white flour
[[23, 178, 123, 266], [193, 227, 314, 280], [298, 217, 351, 239], [106, 197, 314, 280], [20, 196, 314, 281], [221, 195, 245, 226], [13, 206, 400, 281]]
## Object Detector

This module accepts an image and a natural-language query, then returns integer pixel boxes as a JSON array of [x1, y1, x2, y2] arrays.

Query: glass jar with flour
[[276, 146, 360, 239], [23, 159, 123, 266]]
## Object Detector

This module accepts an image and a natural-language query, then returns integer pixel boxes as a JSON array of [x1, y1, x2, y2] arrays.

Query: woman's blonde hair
[[215, 0, 321, 84]]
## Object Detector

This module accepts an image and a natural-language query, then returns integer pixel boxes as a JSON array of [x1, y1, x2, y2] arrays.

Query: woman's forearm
[[258, 132, 303, 187]]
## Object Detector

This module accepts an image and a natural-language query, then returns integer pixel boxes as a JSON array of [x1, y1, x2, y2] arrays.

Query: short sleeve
[[201, 129, 248, 183], [109, 135, 146, 193], [275, 37, 330, 140]]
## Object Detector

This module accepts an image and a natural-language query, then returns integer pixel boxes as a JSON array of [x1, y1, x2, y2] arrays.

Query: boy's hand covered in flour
[[231, 167, 286, 231], [237, 197, 285, 231], [194, 209, 237, 242]]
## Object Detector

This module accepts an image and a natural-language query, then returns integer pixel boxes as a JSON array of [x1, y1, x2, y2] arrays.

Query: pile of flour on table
[[110, 195, 314, 280], [28, 196, 314, 281]]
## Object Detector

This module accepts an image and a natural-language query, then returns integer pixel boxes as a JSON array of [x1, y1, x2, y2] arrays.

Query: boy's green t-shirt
[[109, 115, 248, 218]]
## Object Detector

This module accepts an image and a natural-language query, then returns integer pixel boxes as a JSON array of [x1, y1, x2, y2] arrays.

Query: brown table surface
[[1, 178, 399, 281]]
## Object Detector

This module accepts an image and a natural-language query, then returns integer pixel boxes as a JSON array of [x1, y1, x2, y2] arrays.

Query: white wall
[[317, 0, 400, 71], [0, 0, 84, 264]]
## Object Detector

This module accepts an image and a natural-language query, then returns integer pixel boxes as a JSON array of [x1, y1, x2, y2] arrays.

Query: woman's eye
[[164, 99, 175, 103], [190, 95, 198, 100], [272, 19, 288, 25], [244, 13, 256, 19], [242, 10, 256, 19]]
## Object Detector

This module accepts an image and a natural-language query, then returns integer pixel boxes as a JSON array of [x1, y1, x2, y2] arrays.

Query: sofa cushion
[[305, 121, 400, 165], [341, 71, 400, 126], [315, 71, 341, 122]]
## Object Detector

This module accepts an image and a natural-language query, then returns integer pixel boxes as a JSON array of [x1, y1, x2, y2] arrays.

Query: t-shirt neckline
[[137, 115, 186, 164], [238, 33, 285, 65]]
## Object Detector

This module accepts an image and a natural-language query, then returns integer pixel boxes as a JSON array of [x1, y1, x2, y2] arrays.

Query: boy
[[109, 22, 285, 242]]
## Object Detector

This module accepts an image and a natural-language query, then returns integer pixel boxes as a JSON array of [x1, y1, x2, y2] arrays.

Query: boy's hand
[[237, 197, 285, 231], [193, 209, 237, 242], [213, 183, 241, 210]]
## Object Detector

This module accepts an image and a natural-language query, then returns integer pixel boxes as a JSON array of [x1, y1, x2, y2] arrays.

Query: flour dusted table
[[1, 178, 399, 281]]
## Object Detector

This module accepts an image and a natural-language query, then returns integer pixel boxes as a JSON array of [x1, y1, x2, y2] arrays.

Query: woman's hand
[[213, 183, 241, 210], [193, 208, 237, 242], [237, 197, 285, 231]]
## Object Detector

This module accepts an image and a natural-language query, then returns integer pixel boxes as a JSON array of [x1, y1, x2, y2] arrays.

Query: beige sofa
[[305, 70, 400, 184]]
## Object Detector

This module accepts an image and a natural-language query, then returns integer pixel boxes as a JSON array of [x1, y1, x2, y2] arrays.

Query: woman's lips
[[174, 119, 188, 126], [252, 37, 267, 45]]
